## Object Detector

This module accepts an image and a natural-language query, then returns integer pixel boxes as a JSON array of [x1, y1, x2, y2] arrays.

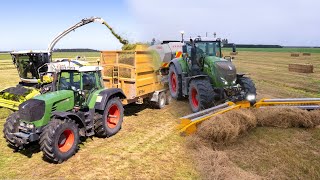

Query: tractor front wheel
[[188, 79, 215, 113], [94, 97, 124, 138], [40, 118, 79, 163], [3, 112, 20, 149], [237, 76, 257, 105]]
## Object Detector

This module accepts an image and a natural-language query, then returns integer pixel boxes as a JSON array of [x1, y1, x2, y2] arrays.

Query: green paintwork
[[177, 58, 188, 72], [20, 70, 106, 128], [208, 56, 235, 87], [87, 89, 104, 109], [178, 55, 236, 88], [21, 90, 75, 127]]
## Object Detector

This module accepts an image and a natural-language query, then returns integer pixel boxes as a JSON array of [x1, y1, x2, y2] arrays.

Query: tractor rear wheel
[[94, 97, 124, 138], [40, 118, 79, 163], [168, 65, 182, 99], [237, 76, 257, 105], [3, 112, 20, 149], [188, 79, 215, 113]]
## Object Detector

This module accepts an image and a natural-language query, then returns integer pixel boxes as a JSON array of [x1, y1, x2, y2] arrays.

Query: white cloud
[[126, 0, 320, 46]]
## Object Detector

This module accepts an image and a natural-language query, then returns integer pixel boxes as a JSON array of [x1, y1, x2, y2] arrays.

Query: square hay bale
[[288, 63, 313, 73], [230, 52, 238, 55], [302, 53, 311, 56], [290, 53, 300, 57]]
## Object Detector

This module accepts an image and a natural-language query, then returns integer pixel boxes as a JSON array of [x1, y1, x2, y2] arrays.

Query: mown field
[[0, 50, 320, 179], [223, 47, 320, 53]]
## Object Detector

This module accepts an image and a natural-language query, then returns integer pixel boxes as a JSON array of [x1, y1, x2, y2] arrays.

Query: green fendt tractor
[[3, 65, 126, 163], [168, 37, 256, 112]]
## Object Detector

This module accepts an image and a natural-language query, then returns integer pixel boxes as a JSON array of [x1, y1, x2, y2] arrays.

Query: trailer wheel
[[188, 79, 215, 113], [40, 118, 79, 163], [237, 76, 257, 105], [156, 91, 166, 109], [94, 97, 124, 137], [3, 112, 20, 149], [169, 65, 182, 99], [165, 91, 172, 105]]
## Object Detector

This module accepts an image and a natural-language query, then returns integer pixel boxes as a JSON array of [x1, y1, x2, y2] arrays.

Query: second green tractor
[[168, 37, 256, 112]]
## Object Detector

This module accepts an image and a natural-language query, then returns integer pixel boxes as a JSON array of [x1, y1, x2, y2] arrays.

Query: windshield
[[58, 71, 81, 90], [13, 53, 50, 79], [195, 41, 221, 57]]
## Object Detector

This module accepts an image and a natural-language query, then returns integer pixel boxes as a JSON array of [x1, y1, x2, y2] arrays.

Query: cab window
[[58, 71, 81, 90], [82, 72, 96, 91]]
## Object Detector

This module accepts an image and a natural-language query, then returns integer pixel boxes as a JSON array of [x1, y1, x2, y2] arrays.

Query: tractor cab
[[57, 66, 103, 107], [11, 51, 51, 84], [182, 38, 224, 76]]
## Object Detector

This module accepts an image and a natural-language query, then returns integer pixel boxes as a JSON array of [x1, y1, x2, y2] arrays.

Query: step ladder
[[112, 66, 120, 88]]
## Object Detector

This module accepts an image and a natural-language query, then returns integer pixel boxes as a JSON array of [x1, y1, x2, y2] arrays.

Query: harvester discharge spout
[[178, 98, 320, 135]]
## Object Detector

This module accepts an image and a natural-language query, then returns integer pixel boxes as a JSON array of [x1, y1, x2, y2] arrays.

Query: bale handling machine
[[178, 97, 320, 135], [158, 35, 320, 135]]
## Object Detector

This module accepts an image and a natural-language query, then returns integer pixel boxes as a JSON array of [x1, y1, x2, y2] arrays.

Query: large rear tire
[[168, 65, 182, 100], [3, 112, 20, 149], [39, 118, 79, 163], [188, 79, 215, 113], [237, 76, 257, 105], [94, 97, 124, 137]]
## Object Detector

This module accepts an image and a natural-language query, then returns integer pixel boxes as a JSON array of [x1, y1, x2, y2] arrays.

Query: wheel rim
[[58, 129, 75, 153], [171, 72, 177, 93], [191, 88, 199, 108], [106, 104, 120, 129]]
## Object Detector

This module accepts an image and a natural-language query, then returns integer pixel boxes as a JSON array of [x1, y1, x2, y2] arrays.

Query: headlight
[[246, 94, 256, 101], [220, 77, 228, 85], [26, 123, 35, 129]]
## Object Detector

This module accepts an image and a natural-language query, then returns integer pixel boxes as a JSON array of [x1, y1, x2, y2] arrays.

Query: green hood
[[28, 90, 75, 127]]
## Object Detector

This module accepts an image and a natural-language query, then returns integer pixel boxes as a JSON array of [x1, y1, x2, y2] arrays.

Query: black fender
[[169, 58, 183, 75], [52, 112, 86, 129], [94, 88, 126, 111], [237, 73, 246, 78], [186, 75, 209, 88]]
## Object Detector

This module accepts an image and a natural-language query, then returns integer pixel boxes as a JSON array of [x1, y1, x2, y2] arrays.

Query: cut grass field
[[0, 50, 320, 179], [223, 47, 320, 53]]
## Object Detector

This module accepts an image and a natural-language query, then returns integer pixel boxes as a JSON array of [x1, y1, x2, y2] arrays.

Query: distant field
[[223, 47, 320, 53], [0, 52, 100, 61], [0, 50, 320, 179]]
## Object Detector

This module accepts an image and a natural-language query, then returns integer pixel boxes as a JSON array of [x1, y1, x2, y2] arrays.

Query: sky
[[0, 0, 319, 51]]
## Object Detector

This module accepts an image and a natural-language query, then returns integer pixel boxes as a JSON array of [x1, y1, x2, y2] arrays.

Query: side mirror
[[182, 45, 187, 53]]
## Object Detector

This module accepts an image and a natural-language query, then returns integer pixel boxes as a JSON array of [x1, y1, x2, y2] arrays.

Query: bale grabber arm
[[178, 98, 320, 135]]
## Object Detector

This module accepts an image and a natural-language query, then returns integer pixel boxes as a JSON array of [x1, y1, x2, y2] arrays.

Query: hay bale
[[195, 109, 257, 146], [189, 108, 320, 147], [288, 63, 313, 73], [303, 53, 311, 56], [252, 108, 318, 128], [230, 52, 238, 55], [290, 53, 300, 57]]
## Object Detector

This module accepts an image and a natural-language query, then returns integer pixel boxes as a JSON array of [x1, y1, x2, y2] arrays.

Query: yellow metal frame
[[0, 88, 40, 111], [178, 101, 250, 135], [178, 98, 320, 135]]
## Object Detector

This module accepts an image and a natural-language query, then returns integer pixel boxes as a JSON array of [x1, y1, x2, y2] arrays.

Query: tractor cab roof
[[60, 65, 103, 72], [11, 50, 49, 55]]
